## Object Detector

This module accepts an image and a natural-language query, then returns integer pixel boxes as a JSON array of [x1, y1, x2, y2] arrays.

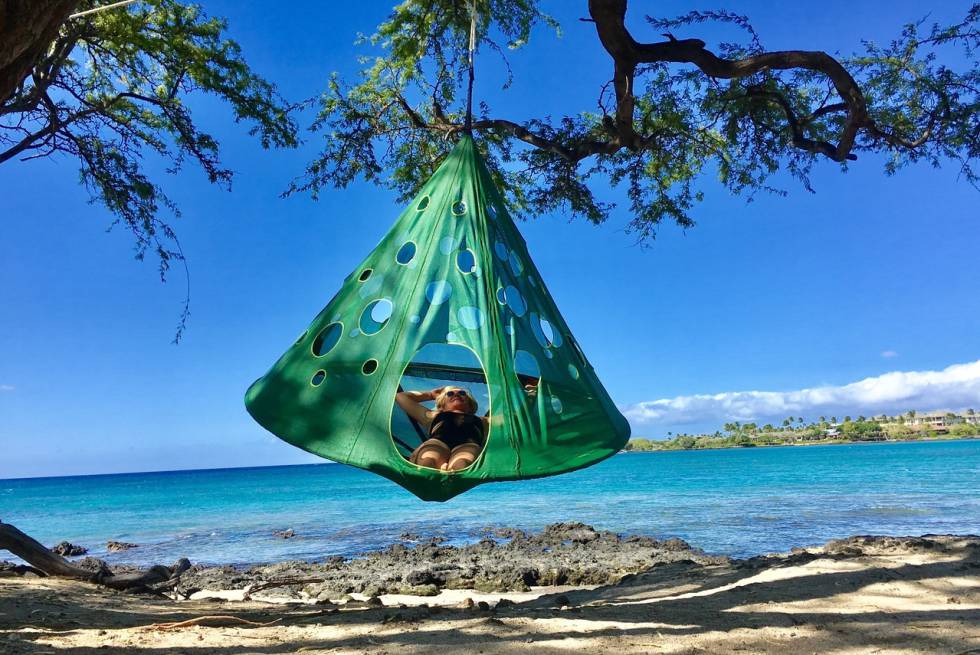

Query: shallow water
[[3, 440, 978, 565]]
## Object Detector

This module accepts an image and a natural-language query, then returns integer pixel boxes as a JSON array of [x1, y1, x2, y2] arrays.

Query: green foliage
[[296, 1, 979, 237], [1, 0, 297, 340], [950, 423, 979, 437]]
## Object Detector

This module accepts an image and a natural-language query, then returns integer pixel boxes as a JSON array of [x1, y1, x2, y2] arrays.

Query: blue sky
[[1, 1, 978, 478]]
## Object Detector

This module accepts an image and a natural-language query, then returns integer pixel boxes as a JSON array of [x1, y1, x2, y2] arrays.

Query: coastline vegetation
[[626, 410, 980, 451]]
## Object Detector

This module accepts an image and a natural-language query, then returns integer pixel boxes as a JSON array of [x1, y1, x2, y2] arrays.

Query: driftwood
[[145, 615, 282, 630], [0, 519, 189, 592]]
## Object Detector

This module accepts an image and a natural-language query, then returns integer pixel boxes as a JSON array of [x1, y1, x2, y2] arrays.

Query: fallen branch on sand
[[0, 519, 190, 593], [145, 615, 283, 630]]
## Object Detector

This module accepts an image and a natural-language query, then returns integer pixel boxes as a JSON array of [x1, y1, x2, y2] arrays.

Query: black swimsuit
[[428, 411, 485, 450]]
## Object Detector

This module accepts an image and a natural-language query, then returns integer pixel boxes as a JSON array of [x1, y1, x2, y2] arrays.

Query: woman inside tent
[[396, 386, 487, 471], [396, 381, 538, 471]]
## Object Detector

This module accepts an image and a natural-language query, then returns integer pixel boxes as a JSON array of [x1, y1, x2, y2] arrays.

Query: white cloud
[[623, 359, 980, 426], [0, 384, 14, 392], [881, 350, 898, 358]]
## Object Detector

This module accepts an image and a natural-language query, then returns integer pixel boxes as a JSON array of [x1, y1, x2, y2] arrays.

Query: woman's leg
[[447, 443, 482, 471], [410, 439, 450, 470]]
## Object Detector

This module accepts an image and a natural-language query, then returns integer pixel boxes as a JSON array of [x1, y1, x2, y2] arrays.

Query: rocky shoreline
[[0, 523, 727, 601], [176, 522, 727, 602]]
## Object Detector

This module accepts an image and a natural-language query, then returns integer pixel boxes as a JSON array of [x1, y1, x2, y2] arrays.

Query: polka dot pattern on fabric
[[505, 285, 526, 317], [458, 306, 484, 330], [425, 280, 452, 305], [551, 396, 563, 414], [358, 273, 385, 299], [494, 241, 508, 261]]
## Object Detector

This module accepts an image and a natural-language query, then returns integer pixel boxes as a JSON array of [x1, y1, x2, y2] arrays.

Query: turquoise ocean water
[[3, 440, 979, 566]]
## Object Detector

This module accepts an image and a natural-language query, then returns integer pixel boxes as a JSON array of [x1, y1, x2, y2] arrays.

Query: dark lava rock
[[106, 541, 138, 552], [405, 568, 443, 586], [0, 561, 42, 577], [178, 522, 726, 600], [51, 541, 88, 557], [75, 557, 111, 574], [273, 529, 296, 539]]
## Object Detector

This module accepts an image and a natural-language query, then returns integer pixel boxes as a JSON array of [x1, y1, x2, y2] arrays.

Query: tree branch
[[587, 0, 870, 162], [0, 520, 190, 592]]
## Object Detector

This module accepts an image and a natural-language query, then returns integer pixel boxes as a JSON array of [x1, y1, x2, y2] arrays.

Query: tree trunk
[[0, 0, 80, 103], [0, 520, 190, 592]]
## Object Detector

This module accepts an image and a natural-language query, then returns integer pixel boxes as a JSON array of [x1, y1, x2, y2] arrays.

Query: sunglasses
[[444, 389, 469, 398]]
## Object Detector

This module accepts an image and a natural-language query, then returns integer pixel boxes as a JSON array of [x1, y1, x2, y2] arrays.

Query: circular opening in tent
[[359, 299, 393, 335], [551, 396, 563, 414], [390, 343, 491, 469], [425, 280, 452, 305], [504, 285, 526, 317], [456, 249, 476, 274], [539, 318, 561, 347], [359, 269, 372, 282], [311, 370, 326, 386], [396, 241, 417, 265], [452, 200, 467, 216], [496, 287, 506, 305], [514, 350, 542, 404], [417, 196, 430, 211], [568, 364, 580, 380], [312, 322, 343, 357], [362, 359, 379, 375]]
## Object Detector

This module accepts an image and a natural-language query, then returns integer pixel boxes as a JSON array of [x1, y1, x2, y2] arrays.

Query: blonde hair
[[436, 387, 478, 414]]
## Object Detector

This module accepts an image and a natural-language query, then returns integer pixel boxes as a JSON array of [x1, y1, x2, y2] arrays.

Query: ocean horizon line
[[0, 460, 338, 484], [5, 437, 978, 484]]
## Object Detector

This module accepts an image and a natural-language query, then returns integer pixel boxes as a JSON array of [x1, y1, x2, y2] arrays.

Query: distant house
[[903, 411, 966, 432]]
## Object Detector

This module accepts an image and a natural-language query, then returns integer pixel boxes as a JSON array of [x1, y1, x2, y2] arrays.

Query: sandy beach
[[2, 530, 978, 654]]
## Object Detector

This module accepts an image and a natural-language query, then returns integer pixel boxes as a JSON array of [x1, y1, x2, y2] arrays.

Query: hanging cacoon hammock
[[245, 136, 630, 501]]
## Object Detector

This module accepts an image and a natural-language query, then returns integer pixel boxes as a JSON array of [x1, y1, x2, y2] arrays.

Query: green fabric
[[245, 136, 630, 501]]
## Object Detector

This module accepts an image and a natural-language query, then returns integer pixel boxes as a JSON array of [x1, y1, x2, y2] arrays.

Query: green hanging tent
[[245, 136, 630, 501]]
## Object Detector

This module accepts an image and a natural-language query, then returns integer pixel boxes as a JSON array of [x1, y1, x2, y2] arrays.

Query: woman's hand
[[428, 386, 446, 400]]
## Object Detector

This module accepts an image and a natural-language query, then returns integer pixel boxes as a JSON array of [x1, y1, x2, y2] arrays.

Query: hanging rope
[[464, 0, 477, 133]]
